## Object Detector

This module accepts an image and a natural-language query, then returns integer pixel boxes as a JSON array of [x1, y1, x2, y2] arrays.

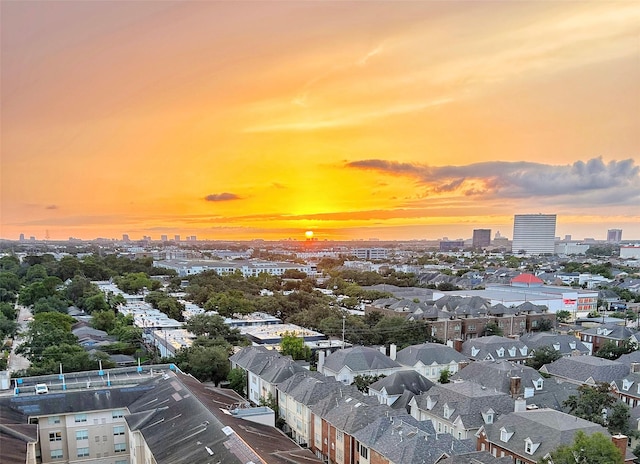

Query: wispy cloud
[[45, 205, 59, 210], [204, 193, 241, 202]]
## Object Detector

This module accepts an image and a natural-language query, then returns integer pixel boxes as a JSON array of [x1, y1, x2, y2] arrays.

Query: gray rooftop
[[323, 346, 401, 373], [541, 355, 630, 384], [396, 342, 469, 367]]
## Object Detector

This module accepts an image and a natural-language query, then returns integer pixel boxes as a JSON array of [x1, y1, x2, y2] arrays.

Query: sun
[[305, 230, 314, 239]]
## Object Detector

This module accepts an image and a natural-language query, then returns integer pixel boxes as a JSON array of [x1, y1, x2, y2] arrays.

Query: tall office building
[[512, 214, 556, 255], [472, 229, 491, 248], [607, 229, 622, 242], [161, 235, 168, 242]]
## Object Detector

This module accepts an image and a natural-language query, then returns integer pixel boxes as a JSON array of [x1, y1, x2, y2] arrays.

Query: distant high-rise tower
[[174, 235, 180, 242], [161, 235, 168, 242], [512, 214, 556, 255], [607, 229, 622, 242], [472, 229, 491, 249], [19, 233, 25, 242], [122, 234, 130, 242]]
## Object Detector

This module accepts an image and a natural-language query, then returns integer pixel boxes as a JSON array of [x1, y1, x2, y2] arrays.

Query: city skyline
[[2, 2, 639, 242]]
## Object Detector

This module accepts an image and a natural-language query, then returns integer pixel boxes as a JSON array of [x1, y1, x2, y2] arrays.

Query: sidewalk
[[7, 304, 32, 374]]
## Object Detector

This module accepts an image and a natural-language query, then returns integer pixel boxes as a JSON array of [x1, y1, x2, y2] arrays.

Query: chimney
[[611, 434, 628, 460], [509, 376, 522, 398], [632, 363, 640, 373], [453, 339, 463, 353], [514, 397, 527, 412], [380, 345, 386, 356], [390, 344, 397, 361], [318, 350, 325, 374]]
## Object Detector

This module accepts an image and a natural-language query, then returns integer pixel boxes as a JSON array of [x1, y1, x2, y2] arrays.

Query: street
[[7, 304, 32, 374]]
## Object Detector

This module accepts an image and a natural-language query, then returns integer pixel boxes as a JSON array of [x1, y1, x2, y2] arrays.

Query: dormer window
[[519, 346, 528, 356], [534, 378, 544, 390], [524, 438, 540, 455], [508, 347, 516, 357], [497, 348, 505, 358], [482, 409, 495, 424], [623, 379, 633, 391], [500, 427, 513, 442], [426, 396, 436, 410], [569, 342, 576, 350], [553, 343, 561, 351], [443, 403, 454, 419], [471, 347, 479, 357]]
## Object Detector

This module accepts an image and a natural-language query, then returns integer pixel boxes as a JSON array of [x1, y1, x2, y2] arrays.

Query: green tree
[[26, 343, 96, 376], [564, 383, 616, 427], [173, 345, 230, 385], [439, 367, 451, 384], [545, 431, 622, 464], [91, 310, 117, 332], [114, 272, 159, 294], [33, 295, 69, 314], [227, 368, 247, 396], [83, 293, 109, 313], [280, 332, 311, 361], [556, 310, 572, 323], [526, 345, 563, 370], [607, 401, 632, 435], [353, 374, 385, 393], [16, 312, 77, 362], [596, 340, 638, 361], [259, 392, 278, 411], [184, 313, 229, 337], [482, 321, 504, 336]]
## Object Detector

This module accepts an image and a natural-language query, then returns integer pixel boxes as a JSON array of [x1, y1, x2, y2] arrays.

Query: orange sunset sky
[[1, 1, 639, 242]]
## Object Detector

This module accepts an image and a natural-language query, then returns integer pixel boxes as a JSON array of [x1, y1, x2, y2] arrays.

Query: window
[[535, 379, 544, 390], [50, 449, 63, 459], [525, 440, 533, 454], [76, 430, 89, 440], [115, 443, 127, 453], [508, 347, 516, 357], [75, 414, 87, 423], [359, 445, 368, 459], [77, 447, 90, 457], [500, 428, 512, 442], [496, 348, 505, 357], [48, 416, 61, 425], [49, 431, 62, 442], [112, 410, 125, 419], [113, 425, 126, 436]]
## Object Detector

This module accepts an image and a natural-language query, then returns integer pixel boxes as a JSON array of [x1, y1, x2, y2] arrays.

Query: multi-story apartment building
[[512, 214, 556, 255], [473, 229, 492, 249], [608, 229, 623, 242]]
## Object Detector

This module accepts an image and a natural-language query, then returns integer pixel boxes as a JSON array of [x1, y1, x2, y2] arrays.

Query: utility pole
[[342, 315, 346, 349]]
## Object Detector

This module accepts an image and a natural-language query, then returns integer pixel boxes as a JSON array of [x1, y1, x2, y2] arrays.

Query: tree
[[545, 431, 623, 464], [526, 345, 562, 370], [439, 367, 451, 384], [482, 321, 504, 337], [173, 345, 230, 385], [280, 332, 311, 361], [185, 313, 229, 337], [16, 312, 78, 362], [607, 401, 632, 435], [114, 272, 159, 294], [353, 374, 385, 393], [596, 340, 638, 361], [556, 310, 572, 323], [228, 368, 247, 396], [535, 318, 554, 332], [91, 310, 117, 332], [83, 293, 109, 313], [563, 383, 616, 427]]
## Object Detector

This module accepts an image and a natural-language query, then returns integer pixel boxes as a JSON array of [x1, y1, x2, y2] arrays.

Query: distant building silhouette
[[607, 229, 622, 242], [472, 229, 491, 249]]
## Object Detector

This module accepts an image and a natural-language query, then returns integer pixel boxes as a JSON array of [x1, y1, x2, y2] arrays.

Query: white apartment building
[[512, 214, 557, 255]]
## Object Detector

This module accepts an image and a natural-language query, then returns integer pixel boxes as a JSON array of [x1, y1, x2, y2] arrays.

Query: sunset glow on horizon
[[1, 1, 639, 242]]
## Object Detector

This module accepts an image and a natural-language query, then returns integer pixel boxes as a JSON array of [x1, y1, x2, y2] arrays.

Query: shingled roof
[[540, 356, 630, 384], [396, 342, 469, 367], [323, 346, 401, 373]]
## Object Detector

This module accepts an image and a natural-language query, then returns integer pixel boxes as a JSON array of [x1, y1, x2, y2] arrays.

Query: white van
[[35, 384, 48, 394]]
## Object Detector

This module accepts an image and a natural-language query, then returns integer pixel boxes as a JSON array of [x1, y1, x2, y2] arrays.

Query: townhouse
[[460, 336, 530, 363], [318, 346, 403, 385], [395, 342, 470, 382], [476, 408, 635, 463], [409, 381, 516, 440], [540, 355, 630, 385]]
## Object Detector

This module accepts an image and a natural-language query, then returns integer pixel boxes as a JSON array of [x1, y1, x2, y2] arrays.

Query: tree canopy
[[544, 431, 623, 464]]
